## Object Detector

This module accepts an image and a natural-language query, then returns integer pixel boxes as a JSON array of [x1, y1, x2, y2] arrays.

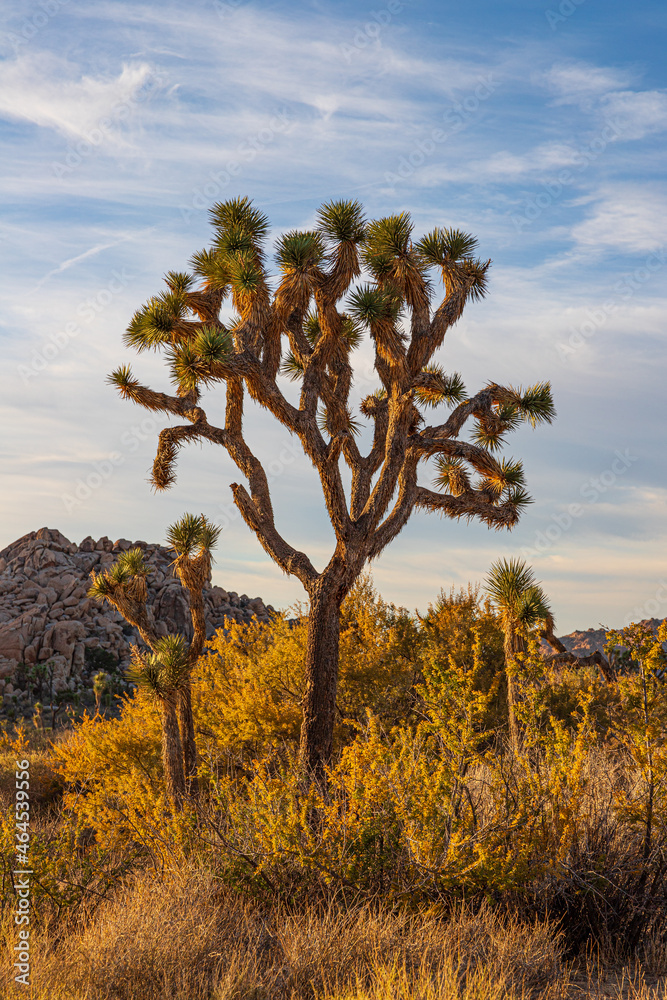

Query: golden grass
[[1, 864, 664, 1000]]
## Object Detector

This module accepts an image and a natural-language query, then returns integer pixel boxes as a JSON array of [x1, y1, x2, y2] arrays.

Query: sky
[[0, 0, 666, 633]]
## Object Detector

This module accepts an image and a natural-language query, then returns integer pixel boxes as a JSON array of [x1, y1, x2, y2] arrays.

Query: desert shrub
[[197, 575, 422, 761], [418, 586, 507, 732], [50, 587, 667, 964]]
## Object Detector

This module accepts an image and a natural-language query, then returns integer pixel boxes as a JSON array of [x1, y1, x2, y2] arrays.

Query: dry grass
[[2, 865, 666, 1000], [0, 865, 563, 1000]]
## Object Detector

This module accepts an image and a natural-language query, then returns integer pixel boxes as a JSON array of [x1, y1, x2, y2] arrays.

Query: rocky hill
[[0, 528, 274, 715], [540, 620, 666, 659]]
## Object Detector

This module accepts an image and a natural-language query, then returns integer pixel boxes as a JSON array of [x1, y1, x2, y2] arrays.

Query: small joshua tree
[[92, 671, 108, 714], [88, 513, 220, 806], [128, 634, 192, 806], [32, 701, 43, 731], [484, 558, 553, 752], [108, 197, 555, 778]]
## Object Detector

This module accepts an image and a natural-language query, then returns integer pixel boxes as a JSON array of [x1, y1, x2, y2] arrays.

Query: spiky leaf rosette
[[127, 634, 190, 696], [189, 248, 232, 293], [434, 457, 471, 497], [362, 213, 430, 311], [168, 326, 232, 392], [166, 513, 221, 593], [316, 199, 367, 245], [415, 227, 491, 302], [484, 557, 552, 630], [414, 365, 467, 409], [88, 548, 151, 606], [209, 197, 269, 255]]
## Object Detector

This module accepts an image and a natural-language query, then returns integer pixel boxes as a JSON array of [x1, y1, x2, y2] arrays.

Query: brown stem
[[299, 580, 342, 780], [160, 691, 185, 810]]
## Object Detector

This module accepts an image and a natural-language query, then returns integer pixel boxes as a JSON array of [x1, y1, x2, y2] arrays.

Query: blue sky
[[1, 0, 666, 632]]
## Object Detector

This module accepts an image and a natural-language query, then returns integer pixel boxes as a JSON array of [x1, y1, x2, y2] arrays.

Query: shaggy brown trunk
[[299, 581, 342, 780], [177, 680, 198, 797], [505, 629, 525, 755], [161, 691, 186, 809]]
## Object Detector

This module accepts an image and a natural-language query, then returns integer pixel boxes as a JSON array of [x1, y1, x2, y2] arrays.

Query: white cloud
[[571, 187, 667, 253], [601, 89, 667, 140], [543, 62, 634, 105], [0, 54, 157, 139]]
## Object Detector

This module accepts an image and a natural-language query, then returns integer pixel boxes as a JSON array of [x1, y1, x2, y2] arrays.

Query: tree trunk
[[299, 582, 342, 780], [505, 629, 524, 755], [161, 691, 186, 809], [177, 679, 198, 797]]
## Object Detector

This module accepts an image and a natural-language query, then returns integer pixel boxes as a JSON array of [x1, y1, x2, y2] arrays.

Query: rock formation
[[0, 528, 274, 713]]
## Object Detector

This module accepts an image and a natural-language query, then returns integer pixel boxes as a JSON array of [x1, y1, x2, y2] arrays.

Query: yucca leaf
[[193, 325, 232, 364], [280, 351, 305, 381], [164, 271, 194, 294], [209, 197, 270, 243], [189, 248, 232, 292], [274, 230, 325, 270], [316, 199, 367, 244]]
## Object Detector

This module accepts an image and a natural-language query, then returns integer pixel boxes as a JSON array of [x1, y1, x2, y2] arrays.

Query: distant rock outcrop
[[541, 620, 666, 661], [0, 528, 274, 709]]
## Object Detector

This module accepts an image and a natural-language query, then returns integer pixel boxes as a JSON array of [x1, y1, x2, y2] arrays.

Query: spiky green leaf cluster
[[164, 271, 194, 294], [415, 227, 479, 265], [106, 364, 136, 392], [209, 197, 270, 247], [124, 292, 189, 352], [509, 382, 557, 427], [484, 558, 552, 629], [414, 365, 467, 409], [280, 351, 305, 381], [127, 634, 191, 695], [317, 405, 362, 439], [433, 457, 470, 496], [347, 285, 402, 327], [189, 248, 231, 291], [117, 548, 149, 578], [168, 327, 232, 391], [316, 199, 367, 245], [166, 513, 221, 559], [274, 230, 325, 271]]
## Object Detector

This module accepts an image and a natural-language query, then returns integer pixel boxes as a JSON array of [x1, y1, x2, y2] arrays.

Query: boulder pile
[[0, 528, 274, 712]]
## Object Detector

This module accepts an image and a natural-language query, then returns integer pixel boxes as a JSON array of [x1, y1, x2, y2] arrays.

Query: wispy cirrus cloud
[[0, 54, 157, 139]]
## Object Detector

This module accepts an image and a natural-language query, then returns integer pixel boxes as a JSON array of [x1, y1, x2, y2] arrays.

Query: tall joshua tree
[[108, 197, 555, 778], [484, 558, 553, 751], [88, 514, 220, 805]]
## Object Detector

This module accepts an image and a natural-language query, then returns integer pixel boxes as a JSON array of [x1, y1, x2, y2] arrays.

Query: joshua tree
[[88, 514, 220, 806], [92, 671, 109, 714], [108, 197, 555, 777], [128, 634, 192, 806], [32, 701, 43, 731], [484, 558, 553, 751]]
